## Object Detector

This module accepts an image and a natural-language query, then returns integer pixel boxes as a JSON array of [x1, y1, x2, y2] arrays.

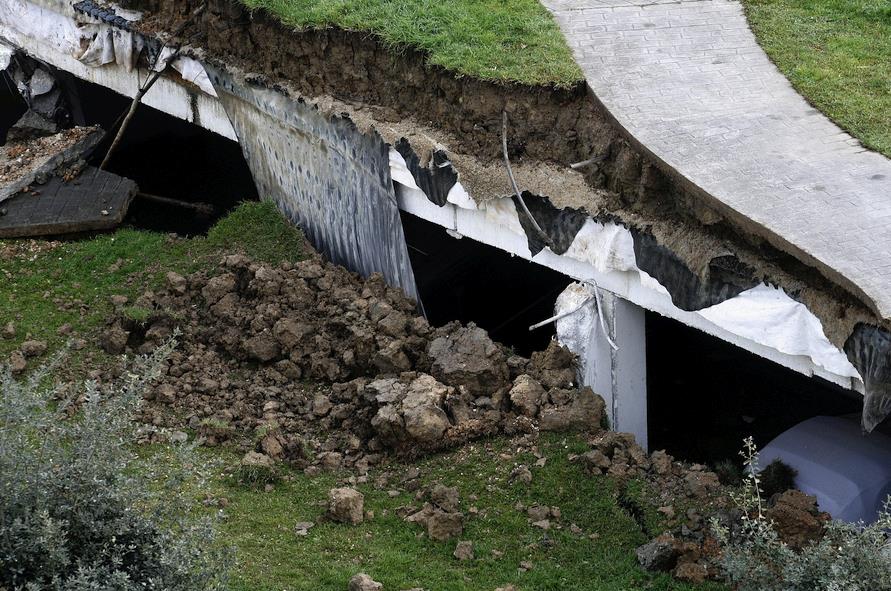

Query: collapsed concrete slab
[[4, 0, 891, 434]]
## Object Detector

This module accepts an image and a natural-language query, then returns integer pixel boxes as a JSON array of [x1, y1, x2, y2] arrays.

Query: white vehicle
[[758, 415, 891, 523]]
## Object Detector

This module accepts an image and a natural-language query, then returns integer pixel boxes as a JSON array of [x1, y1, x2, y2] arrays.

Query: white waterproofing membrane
[[390, 149, 863, 390], [0, 0, 216, 96]]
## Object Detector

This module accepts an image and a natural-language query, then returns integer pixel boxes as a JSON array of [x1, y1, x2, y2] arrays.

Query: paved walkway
[[543, 0, 891, 319]]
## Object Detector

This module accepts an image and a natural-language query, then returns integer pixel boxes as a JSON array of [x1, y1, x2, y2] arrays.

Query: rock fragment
[[328, 487, 364, 525]]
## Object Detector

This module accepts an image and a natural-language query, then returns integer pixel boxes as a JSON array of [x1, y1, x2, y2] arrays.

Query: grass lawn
[[171, 434, 723, 591], [238, 0, 583, 87], [0, 201, 304, 358], [742, 0, 891, 158]]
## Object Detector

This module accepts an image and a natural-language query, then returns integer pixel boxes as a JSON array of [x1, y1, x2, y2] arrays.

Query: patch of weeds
[[235, 460, 279, 487], [122, 305, 153, 324]]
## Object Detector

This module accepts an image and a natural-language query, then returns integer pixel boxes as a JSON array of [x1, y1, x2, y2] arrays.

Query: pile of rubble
[[98, 253, 605, 470]]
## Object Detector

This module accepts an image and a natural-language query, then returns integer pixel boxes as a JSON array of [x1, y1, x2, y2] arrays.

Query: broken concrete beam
[[0, 166, 137, 237], [0, 125, 104, 203]]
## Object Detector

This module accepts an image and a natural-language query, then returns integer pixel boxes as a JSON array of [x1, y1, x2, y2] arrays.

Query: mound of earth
[[103, 252, 605, 469]]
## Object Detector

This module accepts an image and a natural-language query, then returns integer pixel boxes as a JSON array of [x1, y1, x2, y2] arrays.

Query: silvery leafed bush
[[0, 340, 230, 590], [712, 437, 891, 591]]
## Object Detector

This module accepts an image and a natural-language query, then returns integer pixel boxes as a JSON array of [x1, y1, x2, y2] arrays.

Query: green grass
[[0, 200, 304, 358], [177, 434, 723, 591], [238, 0, 583, 87], [742, 0, 891, 157]]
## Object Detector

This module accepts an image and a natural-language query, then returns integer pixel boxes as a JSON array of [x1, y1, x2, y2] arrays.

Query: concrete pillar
[[560, 288, 648, 449]]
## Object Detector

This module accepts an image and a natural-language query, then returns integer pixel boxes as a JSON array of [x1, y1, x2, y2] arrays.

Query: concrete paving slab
[[543, 0, 891, 319]]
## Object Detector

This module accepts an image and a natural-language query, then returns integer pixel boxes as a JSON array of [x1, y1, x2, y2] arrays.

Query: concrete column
[[573, 291, 649, 450]]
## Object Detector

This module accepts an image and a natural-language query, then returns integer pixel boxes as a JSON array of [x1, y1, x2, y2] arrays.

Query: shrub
[[712, 437, 891, 591], [0, 341, 231, 591], [758, 458, 797, 498], [713, 458, 743, 486]]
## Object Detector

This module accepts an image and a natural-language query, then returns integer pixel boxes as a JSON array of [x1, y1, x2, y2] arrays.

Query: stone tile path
[[544, 0, 891, 319]]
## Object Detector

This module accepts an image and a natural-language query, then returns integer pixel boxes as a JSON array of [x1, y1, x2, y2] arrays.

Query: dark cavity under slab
[[0, 166, 136, 237], [68, 76, 259, 235], [646, 311, 861, 465], [401, 210, 572, 356]]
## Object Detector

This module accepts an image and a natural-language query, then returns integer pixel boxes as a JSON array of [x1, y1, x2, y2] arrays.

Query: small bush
[[758, 458, 798, 498], [0, 341, 231, 590], [713, 458, 743, 486], [712, 437, 891, 591]]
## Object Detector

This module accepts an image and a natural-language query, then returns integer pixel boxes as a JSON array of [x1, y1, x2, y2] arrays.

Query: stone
[[527, 505, 550, 521], [453, 540, 474, 561], [201, 273, 237, 303], [168, 430, 188, 444], [685, 471, 720, 498], [532, 519, 551, 530], [581, 449, 611, 473], [99, 325, 129, 355], [427, 510, 463, 541], [509, 465, 532, 485], [328, 487, 364, 525], [260, 434, 284, 459], [318, 451, 343, 471], [509, 374, 546, 417], [241, 451, 274, 469], [19, 339, 46, 358], [166, 271, 187, 294], [636, 534, 679, 572], [294, 521, 314, 536], [765, 489, 828, 549], [110, 294, 129, 307], [9, 350, 26, 374], [673, 562, 707, 584], [539, 387, 605, 432], [650, 450, 673, 475], [2, 321, 15, 339], [244, 332, 280, 362], [428, 324, 510, 397], [430, 484, 460, 512], [313, 393, 333, 417], [273, 317, 313, 350], [348, 573, 382, 591], [401, 375, 451, 444]]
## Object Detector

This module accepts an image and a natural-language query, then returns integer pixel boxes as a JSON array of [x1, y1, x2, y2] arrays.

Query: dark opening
[[646, 311, 861, 465], [70, 76, 258, 235], [0, 71, 27, 144], [401, 211, 571, 356]]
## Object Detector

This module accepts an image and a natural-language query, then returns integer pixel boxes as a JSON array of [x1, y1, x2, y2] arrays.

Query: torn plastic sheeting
[[564, 218, 636, 275], [844, 324, 891, 432], [0, 43, 12, 70], [171, 57, 217, 97], [77, 25, 143, 71], [555, 282, 601, 387], [697, 284, 861, 380]]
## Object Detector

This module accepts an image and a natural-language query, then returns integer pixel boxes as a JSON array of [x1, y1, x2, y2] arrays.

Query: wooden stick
[[99, 5, 205, 170], [135, 191, 214, 215]]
